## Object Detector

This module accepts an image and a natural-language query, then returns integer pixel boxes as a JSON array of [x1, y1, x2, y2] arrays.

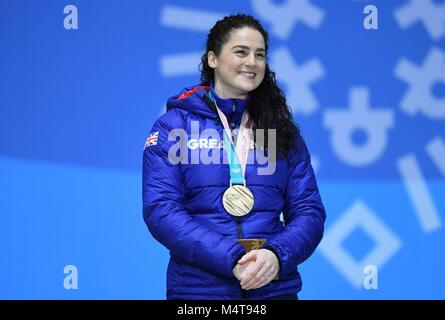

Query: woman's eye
[[256, 53, 265, 59], [236, 51, 247, 56]]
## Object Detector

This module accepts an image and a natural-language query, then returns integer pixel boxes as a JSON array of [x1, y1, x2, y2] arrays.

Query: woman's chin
[[236, 81, 259, 94]]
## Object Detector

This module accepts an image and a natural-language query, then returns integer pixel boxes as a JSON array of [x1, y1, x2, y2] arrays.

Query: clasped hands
[[232, 249, 279, 290]]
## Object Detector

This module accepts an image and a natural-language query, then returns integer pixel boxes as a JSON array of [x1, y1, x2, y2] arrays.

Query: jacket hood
[[166, 84, 249, 125]]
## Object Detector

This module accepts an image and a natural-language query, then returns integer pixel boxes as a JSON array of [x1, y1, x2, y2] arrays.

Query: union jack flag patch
[[144, 131, 159, 148]]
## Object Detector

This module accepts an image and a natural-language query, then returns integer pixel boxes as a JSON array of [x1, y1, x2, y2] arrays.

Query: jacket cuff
[[229, 246, 246, 278]]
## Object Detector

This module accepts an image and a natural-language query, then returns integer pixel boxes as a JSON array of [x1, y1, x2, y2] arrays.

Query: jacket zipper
[[230, 100, 237, 130], [237, 217, 243, 239]]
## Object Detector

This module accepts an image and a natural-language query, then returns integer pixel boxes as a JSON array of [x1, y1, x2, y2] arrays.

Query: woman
[[143, 14, 326, 300]]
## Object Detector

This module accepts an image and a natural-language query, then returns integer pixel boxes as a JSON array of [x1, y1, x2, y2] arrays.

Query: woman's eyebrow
[[231, 45, 266, 52]]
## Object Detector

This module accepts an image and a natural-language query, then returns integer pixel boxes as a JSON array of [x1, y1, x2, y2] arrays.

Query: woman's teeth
[[238, 71, 255, 79]]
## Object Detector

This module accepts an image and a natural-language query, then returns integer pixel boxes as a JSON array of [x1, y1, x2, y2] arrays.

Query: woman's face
[[208, 27, 266, 99]]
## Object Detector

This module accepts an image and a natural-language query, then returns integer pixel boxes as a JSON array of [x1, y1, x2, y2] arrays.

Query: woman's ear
[[207, 51, 217, 69]]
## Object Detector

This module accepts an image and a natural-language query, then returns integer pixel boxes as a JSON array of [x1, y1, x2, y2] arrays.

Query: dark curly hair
[[199, 14, 299, 158]]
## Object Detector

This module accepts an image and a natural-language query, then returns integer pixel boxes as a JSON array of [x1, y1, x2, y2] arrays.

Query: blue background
[[1, 0, 444, 299]]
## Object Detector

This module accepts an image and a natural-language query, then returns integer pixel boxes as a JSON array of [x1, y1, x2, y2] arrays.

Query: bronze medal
[[222, 185, 254, 216]]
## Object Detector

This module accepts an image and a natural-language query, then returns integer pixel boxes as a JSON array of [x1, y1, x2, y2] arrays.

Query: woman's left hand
[[236, 249, 279, 290]]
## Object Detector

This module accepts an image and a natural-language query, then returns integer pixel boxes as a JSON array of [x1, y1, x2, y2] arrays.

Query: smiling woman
[[207, 27, 266, 98], [142, 14, 326, 300]]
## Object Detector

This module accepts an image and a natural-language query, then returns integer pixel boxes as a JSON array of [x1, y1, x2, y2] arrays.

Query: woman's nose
[[244, 53, 257, 67]]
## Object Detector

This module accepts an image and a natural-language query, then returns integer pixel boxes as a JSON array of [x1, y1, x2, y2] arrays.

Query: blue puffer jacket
[[142, 84, 326, 300]]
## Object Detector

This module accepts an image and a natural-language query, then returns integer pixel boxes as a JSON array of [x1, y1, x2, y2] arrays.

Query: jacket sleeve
[[142, 114, 245, 278], [262, 134, 326, 279]]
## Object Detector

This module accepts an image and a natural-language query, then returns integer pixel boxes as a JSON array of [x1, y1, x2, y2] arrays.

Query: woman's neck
[[213, 81, 248, 99]]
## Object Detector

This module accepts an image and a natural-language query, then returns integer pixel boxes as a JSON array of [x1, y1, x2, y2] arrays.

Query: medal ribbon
[[208, 91, 252, 186]]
